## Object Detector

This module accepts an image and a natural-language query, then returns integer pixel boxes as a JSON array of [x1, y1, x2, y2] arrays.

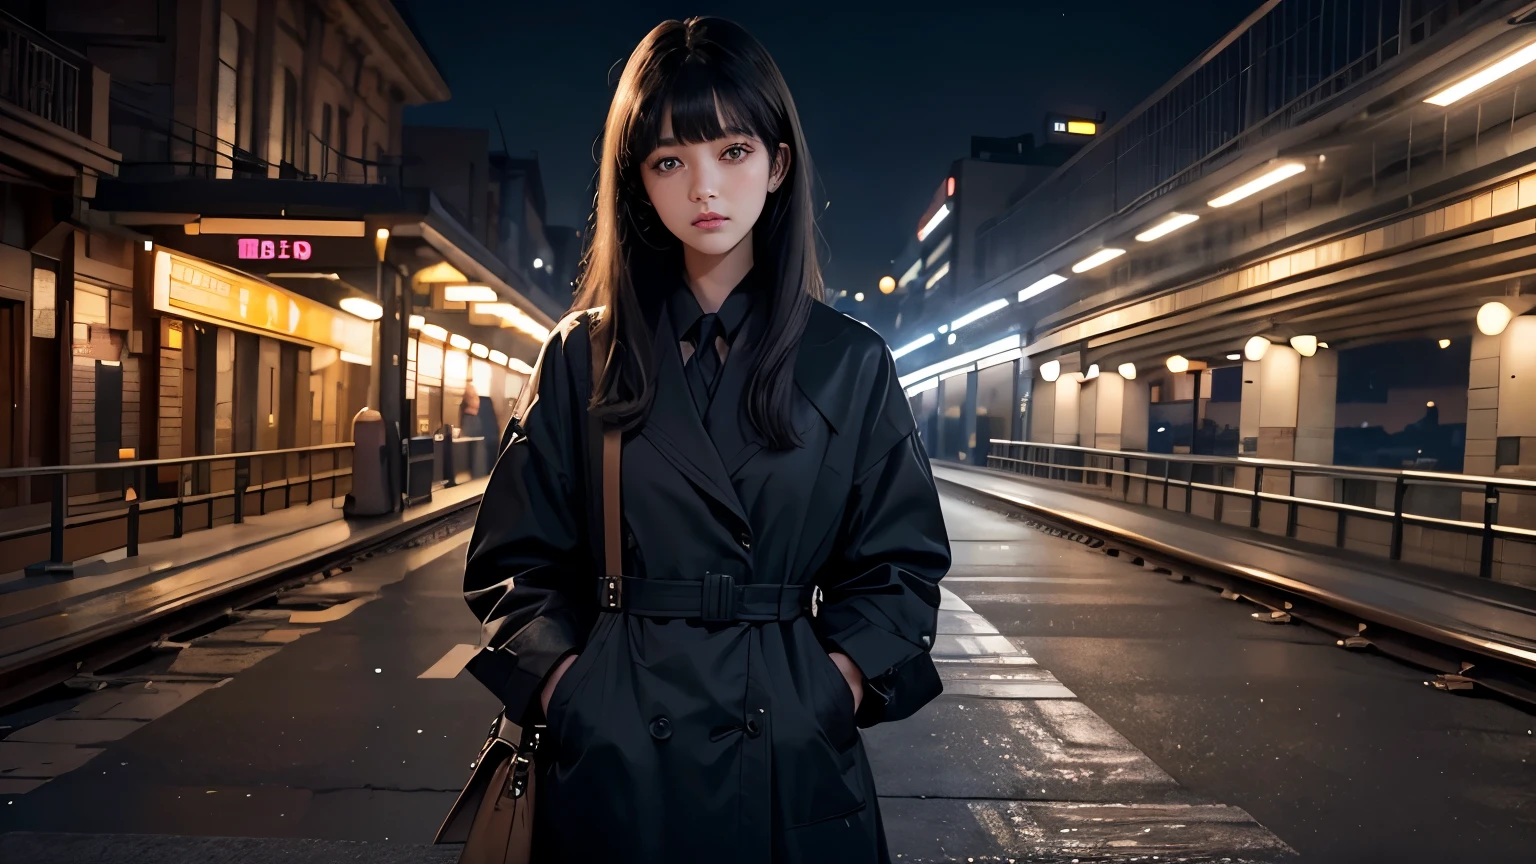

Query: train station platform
[[0, 481, 486, 707], [931, 462, 1536, 699]]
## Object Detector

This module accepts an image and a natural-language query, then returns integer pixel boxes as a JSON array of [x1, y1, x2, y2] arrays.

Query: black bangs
[[626, 52, 780, 170]]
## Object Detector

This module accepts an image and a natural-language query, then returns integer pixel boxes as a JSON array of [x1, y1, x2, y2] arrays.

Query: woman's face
[[639, 107, 789, 259]]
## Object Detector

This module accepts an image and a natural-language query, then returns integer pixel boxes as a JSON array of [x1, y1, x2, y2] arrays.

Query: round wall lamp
[[1244, 336, 1271, 362], [1084, 364, 1100, 380], [1166, 355, 1190, 374], [1117, 362, 1137, 380], [1477, 301, 1513, 336], [1289, 334, 1318, 357], [1040, 359, 1062, 382]]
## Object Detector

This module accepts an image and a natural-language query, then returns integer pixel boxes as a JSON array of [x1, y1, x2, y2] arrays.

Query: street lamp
[[854, 292, 865, 302]]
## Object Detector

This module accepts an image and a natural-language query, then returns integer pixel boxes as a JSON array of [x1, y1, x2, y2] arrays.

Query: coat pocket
[[545, 615, 612, 739]]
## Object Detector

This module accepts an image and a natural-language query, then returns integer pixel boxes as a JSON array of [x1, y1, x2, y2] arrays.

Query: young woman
[[462, 16, 951, 863]]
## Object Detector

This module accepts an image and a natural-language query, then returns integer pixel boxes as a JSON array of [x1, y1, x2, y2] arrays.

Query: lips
[[693, 212, 728, 229]]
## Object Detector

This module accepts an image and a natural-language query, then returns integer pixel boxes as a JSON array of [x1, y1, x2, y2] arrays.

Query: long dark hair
[[573, 16, 823, 448]]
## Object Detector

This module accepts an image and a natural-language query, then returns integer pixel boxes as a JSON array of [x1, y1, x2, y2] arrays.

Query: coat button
[[648, 716, 672, 740], [744, 717, 761, 738]]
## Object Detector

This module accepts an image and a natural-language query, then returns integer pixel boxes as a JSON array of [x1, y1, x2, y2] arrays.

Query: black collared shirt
[[665, 270, 760, 360]]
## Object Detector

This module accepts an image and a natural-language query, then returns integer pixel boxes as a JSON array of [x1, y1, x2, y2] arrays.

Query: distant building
[[847, 114, 1102, 346]]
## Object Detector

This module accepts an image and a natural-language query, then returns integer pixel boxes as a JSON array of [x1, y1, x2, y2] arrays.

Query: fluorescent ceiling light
[[421, 323, 448, 342], [471, 342, 490, 359], [897, 258, 922, 289], [508, 357, 535, 374], [489, 349, 509, 365], [918, 204, 950, 242], [449, 333, 471, 350], [1018, 274, 1067, 302], [976, 348, 1021, 370], [904, 376, 940, 397], [338, 297, 382, 321], [1227, 353, 1242, 360], [898, 334, 1022, 387], [1071, 248, 1125, 273], [925, 260, 951, 290], [950, 298, 1009, 332], [1425, 42, 1536, 106], [445, 284, 498, 302], [939, 365, 974, 381], [1208, 163, 1306, 207], [1135, 213, 1199, 242], [892, 333, 936, 360]]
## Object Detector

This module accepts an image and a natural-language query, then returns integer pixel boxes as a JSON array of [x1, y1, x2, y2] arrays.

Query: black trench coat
[[462, 296, 951, 863]]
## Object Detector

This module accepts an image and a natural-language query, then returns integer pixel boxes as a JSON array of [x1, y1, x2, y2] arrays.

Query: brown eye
[[722, 145, 749, 161]]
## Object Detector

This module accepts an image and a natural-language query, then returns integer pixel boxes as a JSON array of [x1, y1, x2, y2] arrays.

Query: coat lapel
[[641, 311, 751, 528], [705, 311, 766, 476]]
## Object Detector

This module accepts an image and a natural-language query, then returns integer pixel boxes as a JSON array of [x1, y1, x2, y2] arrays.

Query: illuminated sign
[[1052, 119, 1097, 136], [238, 238, 313, 260], [152, 250, 371, 360]]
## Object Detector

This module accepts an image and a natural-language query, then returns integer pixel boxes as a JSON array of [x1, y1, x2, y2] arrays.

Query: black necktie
[[684, 312, 724, 416]]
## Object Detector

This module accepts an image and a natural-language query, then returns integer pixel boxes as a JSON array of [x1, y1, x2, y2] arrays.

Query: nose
[[690, 165, 719, 204]]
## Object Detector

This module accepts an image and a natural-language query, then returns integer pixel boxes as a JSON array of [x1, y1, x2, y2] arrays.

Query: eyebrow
[[654, 127, 755, 147]]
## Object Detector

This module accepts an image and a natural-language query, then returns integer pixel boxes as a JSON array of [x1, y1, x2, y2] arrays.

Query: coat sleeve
[[461, 321, 593, 724], [813, 344, 951, 727]]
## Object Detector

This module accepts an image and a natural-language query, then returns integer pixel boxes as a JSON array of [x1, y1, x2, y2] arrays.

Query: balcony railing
[[973, 0, 1487, 293], [0, 11, 82, 133], [986, 438, 1536, 581], [108, 92, 403, 185]]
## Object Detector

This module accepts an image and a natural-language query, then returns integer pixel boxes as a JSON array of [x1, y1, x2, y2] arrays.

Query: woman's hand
[[540, 653, 579, 718], [828, 651, 864, 713]]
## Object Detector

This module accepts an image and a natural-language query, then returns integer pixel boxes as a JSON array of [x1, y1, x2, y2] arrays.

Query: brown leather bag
[[435, 324, 622, 863]]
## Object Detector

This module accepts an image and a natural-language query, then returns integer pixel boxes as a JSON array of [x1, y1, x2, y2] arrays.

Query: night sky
[[399, 0, 1255, 297]]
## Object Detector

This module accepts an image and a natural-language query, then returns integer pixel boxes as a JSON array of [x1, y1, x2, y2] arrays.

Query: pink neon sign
[[237, 238, 313, 260]]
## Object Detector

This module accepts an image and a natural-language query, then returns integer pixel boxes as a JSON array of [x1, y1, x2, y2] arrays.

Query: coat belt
[[597, 574, 815, 623]]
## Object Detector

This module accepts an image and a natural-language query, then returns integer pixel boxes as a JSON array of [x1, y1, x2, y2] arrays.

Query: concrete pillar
[[1053, 376, 1080, 446], [1465, 320, 1536, 574], [1093, 373, 1124, 451], [1121, 376, 1150, 452], [1294, 351, 1338, 501]]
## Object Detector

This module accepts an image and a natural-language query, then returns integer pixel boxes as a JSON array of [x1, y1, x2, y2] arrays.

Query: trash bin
[[344, 407, 392, 516]]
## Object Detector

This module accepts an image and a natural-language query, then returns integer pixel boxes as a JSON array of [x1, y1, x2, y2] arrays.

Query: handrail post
[[1480, 484, 1498, 579], [1285, 470, 1298, 539], [127, 466, 141, 557], [1250, 466, 1263, 528], [234, 456, 248, 524], [51, 472, 65, 564], [1161, 459, 1170, 509], [173, 463, 184, 539], [1389, 476, 1407, 561]]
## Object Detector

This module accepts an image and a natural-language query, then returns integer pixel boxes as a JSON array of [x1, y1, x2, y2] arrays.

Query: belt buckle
[[599, 575, 622, 610], [701, 572, 736, 623]]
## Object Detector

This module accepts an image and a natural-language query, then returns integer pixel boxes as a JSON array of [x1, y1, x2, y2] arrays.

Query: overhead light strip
[[898, 334, 1022, 388], [917, 204, 951, 242], [976, 347, 1022, 370], [891, 333, 936, 360], [1071, 248, 1125, 273], [904, 376, 940, 397], [1018, 273, 1066, 302], [1208, 163, 1306, 207], [950, 298, 1009, 332], [1135, 212, 1200, 242], [1425, 41, 1536, 106]]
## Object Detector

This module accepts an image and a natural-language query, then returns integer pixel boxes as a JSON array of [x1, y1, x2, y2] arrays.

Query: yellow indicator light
[[1066, 120, 1097, 135]]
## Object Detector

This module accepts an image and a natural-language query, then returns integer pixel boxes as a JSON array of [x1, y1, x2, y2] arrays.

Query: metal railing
[[972, 0, 1485, 291], [0, 11, 81, 133], [0, 443, 355, 571], [985, 438, 1536, 580]]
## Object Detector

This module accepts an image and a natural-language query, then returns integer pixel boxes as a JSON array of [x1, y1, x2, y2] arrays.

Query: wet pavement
[[0, 493, 1532, 862]]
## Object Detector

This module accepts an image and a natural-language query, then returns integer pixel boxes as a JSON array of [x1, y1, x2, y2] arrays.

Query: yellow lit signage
[[1067, 120, 1097, 135], [152, 251, 372, 361]]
